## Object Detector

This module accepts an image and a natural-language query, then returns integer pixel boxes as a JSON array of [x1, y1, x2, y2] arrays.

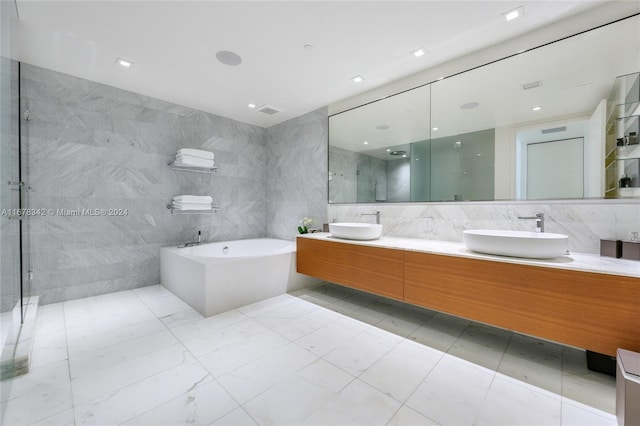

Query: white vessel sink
[[329, 223, 383, 241], [463, 229, 569, 259]]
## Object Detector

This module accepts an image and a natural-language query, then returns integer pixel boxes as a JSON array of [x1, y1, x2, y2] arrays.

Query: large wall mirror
[[329, 15, 640, 203]]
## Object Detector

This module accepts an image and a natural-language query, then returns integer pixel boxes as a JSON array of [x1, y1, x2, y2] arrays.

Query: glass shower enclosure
[[1, 0, 32, 387]]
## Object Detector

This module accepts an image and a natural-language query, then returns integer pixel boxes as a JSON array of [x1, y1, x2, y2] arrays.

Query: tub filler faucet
[[180, 230, 202, 248], [517, 212, 544, 233]]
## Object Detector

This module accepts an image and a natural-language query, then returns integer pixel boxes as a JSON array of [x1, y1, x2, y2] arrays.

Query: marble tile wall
[[265, 108, 328, 239], [328, 201, 640, 254], [22, 64, 269, 304]]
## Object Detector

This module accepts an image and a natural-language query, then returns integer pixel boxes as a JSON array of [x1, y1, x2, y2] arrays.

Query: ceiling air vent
[[541, 126, 567, 134], [257, 105, 281, 115], [522, 80, 543, 90]]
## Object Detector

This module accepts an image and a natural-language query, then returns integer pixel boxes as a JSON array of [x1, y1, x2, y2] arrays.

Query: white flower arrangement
[[298, 217, 314, 234]]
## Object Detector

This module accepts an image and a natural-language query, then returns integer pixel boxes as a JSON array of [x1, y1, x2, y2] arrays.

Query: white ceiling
[[14, 0, 626, 128]]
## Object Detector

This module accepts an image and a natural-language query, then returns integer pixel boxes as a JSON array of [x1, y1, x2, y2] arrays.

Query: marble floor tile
[[323, 327, 402, 377], [561, 398, 617, 426], [475, 374, 562, 425], [301, 379, 402, 426], [28, 408, 76, 426], [295, 316, 369, 356], [387, 405, 440, 426], [405, 355, 494, 425], [1, 286, 617, 426], [498, 333, 563, 394], [561, 371, 616, 414], [448, 323, 511, 371], [197, 329, 289, 378], [211, 407, 258, 425], [169, 309, 248, 342], [407, 312, 469, 352], [158, 307, 203, 329], [179, 318, 269, 357], [251, 299, 319, 328], [217, 343, 317, 404], [67, 317, 166, 358], [0, 360, 73, 425], [71, 344, 195, 406], [73, 361, 211, 425], [271, 307, 341, 341], [122, 379, 238, 425], [243, 374, 337, 425], [296, 358, 355, 393], [69, 329, 178, 379], [236, 294, 299, 318], [359, 339, 443, 402], [374, 307, 428, 337]]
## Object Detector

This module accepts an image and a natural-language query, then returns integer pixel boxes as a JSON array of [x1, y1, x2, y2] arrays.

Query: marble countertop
[[298, 233, 640, 279]]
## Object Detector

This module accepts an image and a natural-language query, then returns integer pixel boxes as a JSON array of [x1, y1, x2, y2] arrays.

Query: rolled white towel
[[176, 148, 214, 160], [171, 202, 212, 211], [172, 195, 213, 204], [174, 157, 214, 168]]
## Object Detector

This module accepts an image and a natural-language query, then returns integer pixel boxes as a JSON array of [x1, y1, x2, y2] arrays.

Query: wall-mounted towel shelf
[[166, 204, 219, 214], [167, 160, 217, 174]]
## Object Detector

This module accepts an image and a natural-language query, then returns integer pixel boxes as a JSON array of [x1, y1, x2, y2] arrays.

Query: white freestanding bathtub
[[160, 238, 319, 317]]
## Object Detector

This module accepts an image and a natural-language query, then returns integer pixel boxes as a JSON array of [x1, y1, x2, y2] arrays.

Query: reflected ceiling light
[[390, 150, 406, 156], [411, 48, 427, 57], [248, 103, 256, 108], [351, 75, 365, 83], [216, 50, 242, 66], [363, 141, 369, 145], [116, 57, 132, 68], [386, 149, 391, 152], [402, 154, 407, 158], [460, 102, 480, 110], [503, 6, 524, 21], [532, 106, 542, 111], [522, 80, 542, 90], [432, 127, 439, 131]]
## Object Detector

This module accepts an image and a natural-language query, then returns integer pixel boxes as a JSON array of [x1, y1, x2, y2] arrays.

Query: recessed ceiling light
[[532, 106, 542, 111], [503, 6, 524, 21], [303, 44, 314, 51], [390, 150, 406, 156], [432, 127, 439, 131], [248, 103, 256, 109], [522, 80, 542, 90], [363, 141, 369, 145], [460, 102, 480, 110], [116, 57, 132, 68], [411, 48, 427, 57], [351, 75, 365, 83], [216, 50, 242, 66]]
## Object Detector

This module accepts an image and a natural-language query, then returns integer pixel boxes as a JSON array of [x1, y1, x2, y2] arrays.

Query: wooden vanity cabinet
[[404, 251, 640, 357], [297, 237, 640, 357], [296, 237, 403, 300]]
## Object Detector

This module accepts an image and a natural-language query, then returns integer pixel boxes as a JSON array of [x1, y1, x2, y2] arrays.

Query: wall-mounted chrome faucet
[[518, 212, 544, 232], [362, 211, 381, 224]]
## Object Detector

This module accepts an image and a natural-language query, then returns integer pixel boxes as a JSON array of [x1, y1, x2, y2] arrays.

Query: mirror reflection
[[328, 15, 640, 203]]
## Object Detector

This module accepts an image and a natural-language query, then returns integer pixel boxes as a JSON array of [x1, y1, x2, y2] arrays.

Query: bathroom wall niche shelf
[[167, 160, 217, 174], [166, 204, 219, 214], [605, 72, 640, 198]]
